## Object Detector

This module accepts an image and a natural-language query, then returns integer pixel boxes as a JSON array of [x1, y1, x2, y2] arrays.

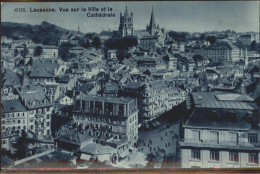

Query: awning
[[119, 150, 130, 159], [98, 154, 110, 162], [80, 154, 91, 161]]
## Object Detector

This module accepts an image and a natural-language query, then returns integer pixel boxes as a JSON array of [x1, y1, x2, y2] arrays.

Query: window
[[249, 153, 258, 164], [2, 140, 6, 144], [248, 133, 258, 143], [192, 130, 201, 142], [18, 120, 20, 124], [210, 151, 219, 161], [229, 132, 238, 145], [31, 125, 34, 130], [229, 152, 239, 162], [46, 122, 50, 127], [210, 131, 219, 144], [191, 149, 201, 160]]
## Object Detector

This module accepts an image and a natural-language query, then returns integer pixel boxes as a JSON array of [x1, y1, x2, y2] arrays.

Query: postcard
[[1, 1, 259, 171]]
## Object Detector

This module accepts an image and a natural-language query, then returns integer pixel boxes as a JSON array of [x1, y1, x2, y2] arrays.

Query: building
[[73, 95, 138, 147], [1, 99, 28, 151], [238, 34, 254, 46], [134, 7, 166, 51], [204, 41, 239, 64], [123, 81, 184, 122], [69, 46, 85, 55], [118, 6, 134, 37], [17, 85, 53, 138], [28, 45, 58, 58], [29, 59, 60, 84], [1, 85, 54, 151], [179, 92, 260, 168]]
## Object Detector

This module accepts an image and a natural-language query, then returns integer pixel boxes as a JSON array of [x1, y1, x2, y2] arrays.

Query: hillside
[[1, 21, 79, 45]]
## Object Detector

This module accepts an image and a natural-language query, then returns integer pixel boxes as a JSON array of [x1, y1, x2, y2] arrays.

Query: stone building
[[118, 6, 134, 37], [73, 95, 138, 148], [179, 92, 260, 168]]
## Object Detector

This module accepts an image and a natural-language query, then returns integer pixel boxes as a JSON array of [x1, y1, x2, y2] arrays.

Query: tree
[[42, 37, 51, 45], [206, 36, 217, 44], [34, 46, 43, 56], [92, 36, 102, 49], [58, 42, 73, 61], [251, 40, 258, 50], [105, 36, 138, 50], [13, 130, 27, 159], [168, 31, 190, 42], [200, 33, 207, 41]]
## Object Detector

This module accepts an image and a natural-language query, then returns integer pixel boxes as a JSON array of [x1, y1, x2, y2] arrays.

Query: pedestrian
[[165, 143, 167, 147], [168, 142, 170, 146], [154, 147, 155, 151]]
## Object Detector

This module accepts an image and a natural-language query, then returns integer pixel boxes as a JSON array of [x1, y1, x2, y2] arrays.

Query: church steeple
[[147, 6, 158, 35], [149, 6, 156, 28]]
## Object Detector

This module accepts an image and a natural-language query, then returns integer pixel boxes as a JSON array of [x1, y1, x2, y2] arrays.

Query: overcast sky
[[1, 1, 259, 33]]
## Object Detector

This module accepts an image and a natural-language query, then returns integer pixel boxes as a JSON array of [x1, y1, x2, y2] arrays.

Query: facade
[[73, 95, 138, 147], [123, 81, 185, 122], [28, 45, 58, 58], [204, 42, 240, 64], [118, 6, 134, 37], [239, 34, 254, 46], [1, 85, 54, 151], [179, 92, 260, 168]]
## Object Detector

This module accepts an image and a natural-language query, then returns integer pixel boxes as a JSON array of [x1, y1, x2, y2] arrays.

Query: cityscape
[[1, 1, 260, 170]]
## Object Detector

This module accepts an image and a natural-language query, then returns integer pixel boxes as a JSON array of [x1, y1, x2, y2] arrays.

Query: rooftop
[[191, 92, 257, 110], [2, 99, 26, 113], [81, 142, 116, 155], [76, 94, 134, 104], [184, 108, 255, 130]]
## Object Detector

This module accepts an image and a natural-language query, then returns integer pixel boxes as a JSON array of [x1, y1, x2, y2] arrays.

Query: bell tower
[[118, 5, 134, 37]]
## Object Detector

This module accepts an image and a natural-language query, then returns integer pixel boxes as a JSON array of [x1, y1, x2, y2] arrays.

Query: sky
[[1, 1, 259, 33]]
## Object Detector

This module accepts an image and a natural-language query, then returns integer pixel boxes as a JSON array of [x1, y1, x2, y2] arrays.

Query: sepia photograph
[[1, 1, 259, 172]]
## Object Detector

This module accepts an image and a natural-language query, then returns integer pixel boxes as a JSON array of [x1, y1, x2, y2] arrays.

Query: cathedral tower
[[118, 5, 134, 37]]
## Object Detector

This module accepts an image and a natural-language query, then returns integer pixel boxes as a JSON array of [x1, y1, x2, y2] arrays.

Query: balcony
[[179, 139, 260, 150], [35, 126, 45, 132]]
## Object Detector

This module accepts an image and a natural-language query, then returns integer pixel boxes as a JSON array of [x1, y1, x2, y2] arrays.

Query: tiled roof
[[2, 99, 26, 113], [191, 92, 256, 110], [205, 41, 232, 50], [18, 85, 52, 109], [76, 95, 134, 104], [29, 59, 59, 78], [124, 82, 145, 89], [134, 30, 151, 37]]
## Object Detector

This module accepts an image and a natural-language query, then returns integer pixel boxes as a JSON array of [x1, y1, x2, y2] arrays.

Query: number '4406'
[[14, 8, 27, 12]]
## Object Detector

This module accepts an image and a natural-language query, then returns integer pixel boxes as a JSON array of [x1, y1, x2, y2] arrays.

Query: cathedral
[[118, 6, 134, 37], [118, 6, 166, 51], [135, 6, 166, 51]]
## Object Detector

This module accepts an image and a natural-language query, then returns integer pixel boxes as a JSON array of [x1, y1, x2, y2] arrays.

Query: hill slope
[[1, 21, 79, 45]]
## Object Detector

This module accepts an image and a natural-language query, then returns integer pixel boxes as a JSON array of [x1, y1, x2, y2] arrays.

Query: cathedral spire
[[149, 6, 156, 27]]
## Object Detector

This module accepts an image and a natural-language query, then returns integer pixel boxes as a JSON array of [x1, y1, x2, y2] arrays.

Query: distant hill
[[1, 21, 81, 45]]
